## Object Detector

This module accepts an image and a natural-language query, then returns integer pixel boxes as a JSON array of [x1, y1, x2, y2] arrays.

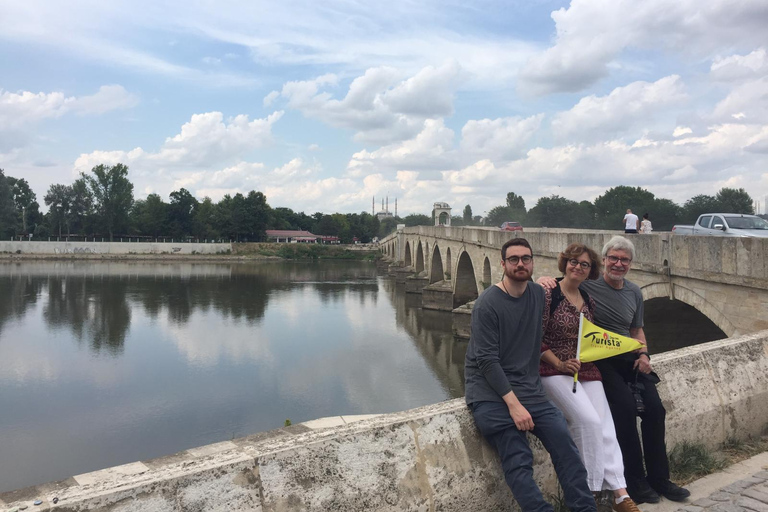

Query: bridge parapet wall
[[5, 330, 768, 511]]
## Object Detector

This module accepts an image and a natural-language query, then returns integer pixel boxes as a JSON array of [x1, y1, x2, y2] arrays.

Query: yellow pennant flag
[[577, 314, 645, 363]]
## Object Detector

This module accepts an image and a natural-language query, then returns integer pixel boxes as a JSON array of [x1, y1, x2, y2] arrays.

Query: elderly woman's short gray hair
[[602, 235, 636, 260]]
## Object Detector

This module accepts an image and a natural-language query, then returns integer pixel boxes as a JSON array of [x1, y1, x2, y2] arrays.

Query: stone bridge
[[379, 226, 768, 338]]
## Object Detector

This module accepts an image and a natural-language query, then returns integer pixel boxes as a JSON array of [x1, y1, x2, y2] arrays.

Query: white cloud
[[711, 77, 768, 123], [673, 126, 692, 137], [347, 119, 455, 175], [711, 48, 768, 81], [278, 63, 463, 144], [519, 0, 768, 95], [460, 115, 544, 161], [552, 76, 687, 143], [0, 85, 137, 127], [72, 111, 282, 200], [263, 90, 279, 107]]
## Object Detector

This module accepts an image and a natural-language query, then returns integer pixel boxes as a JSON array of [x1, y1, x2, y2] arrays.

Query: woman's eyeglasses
[[568, 259, 591, 269]]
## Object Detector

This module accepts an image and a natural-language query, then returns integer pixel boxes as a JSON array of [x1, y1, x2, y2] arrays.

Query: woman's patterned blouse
[[539, 285, 602, 381]]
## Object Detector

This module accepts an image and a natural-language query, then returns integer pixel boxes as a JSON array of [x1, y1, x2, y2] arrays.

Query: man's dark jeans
[[471, 400, 596, 512]]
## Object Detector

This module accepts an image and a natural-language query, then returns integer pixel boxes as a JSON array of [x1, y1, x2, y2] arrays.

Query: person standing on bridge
[[465, 238, 596, 512], [623, 210, 639, 234], [539, 236, 690, 505]]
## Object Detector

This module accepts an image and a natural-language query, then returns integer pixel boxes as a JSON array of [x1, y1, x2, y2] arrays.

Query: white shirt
[[624, 213, 639, 230]]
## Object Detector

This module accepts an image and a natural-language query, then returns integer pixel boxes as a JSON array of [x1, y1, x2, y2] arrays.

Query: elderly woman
[[540, 243, 640, 512]]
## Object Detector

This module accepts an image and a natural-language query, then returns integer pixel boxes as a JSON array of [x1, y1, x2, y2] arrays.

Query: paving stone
[[723, 483, 753, 494], [678, 506, 704, 512], [694, 498, 720, 507], [753, 472, 768, 481], [737, 497, 768, 512], [710, 503, 748, 512], [710, 492, 738, 502], [743, 489, 768, 505], [740, 478, 767, 488]]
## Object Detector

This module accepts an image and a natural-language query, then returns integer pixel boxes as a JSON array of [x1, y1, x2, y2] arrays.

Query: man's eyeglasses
[[606, 255, 632, 265], [505, 255, 533, 265], [568, 259, 591, 269]]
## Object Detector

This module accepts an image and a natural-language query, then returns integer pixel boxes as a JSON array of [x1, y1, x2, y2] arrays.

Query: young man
[[465, 238, 596, 512], [623, 210, 639, 234]]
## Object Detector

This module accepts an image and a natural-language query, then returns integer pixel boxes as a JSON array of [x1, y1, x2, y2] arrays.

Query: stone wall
[[0, 241, 232, 255], [4, 330, 768, 511]]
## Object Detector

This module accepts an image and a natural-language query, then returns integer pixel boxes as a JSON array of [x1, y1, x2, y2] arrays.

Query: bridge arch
[[404, 241, 412, 267], [446, 248, 452, 281], [482, 257, 492, 289], [430, 245, 444, 284], [415, 242, 425, 273], [641, 282, 736, 337], [454, 250, 479, 307]]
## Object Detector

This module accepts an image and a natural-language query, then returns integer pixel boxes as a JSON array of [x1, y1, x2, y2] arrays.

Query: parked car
[[500, 221, 523, 232], [672, 213, 768, 237]]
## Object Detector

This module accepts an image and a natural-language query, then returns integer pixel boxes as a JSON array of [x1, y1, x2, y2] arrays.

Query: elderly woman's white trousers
[[542, 375, 627, 492]]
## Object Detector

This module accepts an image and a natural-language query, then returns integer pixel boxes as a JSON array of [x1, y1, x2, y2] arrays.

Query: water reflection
[[0, 260, 454, 492], [379, 278, 467, 398]]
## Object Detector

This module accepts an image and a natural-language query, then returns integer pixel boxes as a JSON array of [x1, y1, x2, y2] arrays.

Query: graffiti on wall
[[53, 247, 103, 254]]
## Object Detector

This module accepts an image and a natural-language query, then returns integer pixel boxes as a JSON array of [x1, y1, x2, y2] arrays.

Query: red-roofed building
[[265, 230, 319, 243]]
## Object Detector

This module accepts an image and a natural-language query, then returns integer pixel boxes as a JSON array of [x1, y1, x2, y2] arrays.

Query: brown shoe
[[613, 497, 642, 512]]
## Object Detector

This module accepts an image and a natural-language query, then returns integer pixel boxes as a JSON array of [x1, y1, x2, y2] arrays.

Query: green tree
[[131, 193, 167, 237], [168, 188, 198, 238], [378, 217, 399, 238], [715, 187, 753, 214], [463, 205, 473, 225], [246, 191, 270, 241], [193, 197, 218, 239], [647, 198, 681, 231], [527, 195, 594, 228], [70, 178, 94, 235], [0, 169, 17, 238], [83, 164, 134, 241], [7, 176, 40, 234], [403, 214, 432, 227], [593, 186, 655, 229], [44, 184, 73, 236], [682, 194, 719, 223]]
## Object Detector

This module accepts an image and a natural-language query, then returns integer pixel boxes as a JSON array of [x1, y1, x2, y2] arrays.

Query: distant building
[[265, 230, 318, 243], [433, 202, 452, 226], [374, 195, 396, 220]]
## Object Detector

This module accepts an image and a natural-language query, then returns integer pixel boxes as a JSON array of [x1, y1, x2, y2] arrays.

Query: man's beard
[[506, 266, 531, 282], [605, 267, 626, 282]]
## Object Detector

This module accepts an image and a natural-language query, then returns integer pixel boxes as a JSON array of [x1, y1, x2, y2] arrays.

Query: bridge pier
[[452, 301, 473, 340], [405, 273, 429, 294], [422, 281, 454, 311], [392, 266, 415, 284]]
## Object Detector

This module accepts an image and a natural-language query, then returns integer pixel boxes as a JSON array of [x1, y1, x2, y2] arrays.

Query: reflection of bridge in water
[[380, 227, 768, 351], [379, 277, 466, 398]]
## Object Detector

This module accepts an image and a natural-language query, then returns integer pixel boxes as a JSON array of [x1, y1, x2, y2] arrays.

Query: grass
[[669, 432, 768, 485], [235, 243, 378, 260]]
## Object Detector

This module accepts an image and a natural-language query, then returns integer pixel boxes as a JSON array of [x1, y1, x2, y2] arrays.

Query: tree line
[[0, 164, 381, 243], [0, 163, 757, 242]]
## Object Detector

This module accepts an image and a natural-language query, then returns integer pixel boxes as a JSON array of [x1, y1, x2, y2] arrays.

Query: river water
[[0, 260, 464, 493]]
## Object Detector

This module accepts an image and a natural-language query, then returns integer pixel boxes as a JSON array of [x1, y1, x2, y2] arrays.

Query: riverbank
[[0, 241, 379, 261]]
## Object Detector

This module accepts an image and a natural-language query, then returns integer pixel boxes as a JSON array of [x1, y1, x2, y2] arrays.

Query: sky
[[2, 0, 768, 217]]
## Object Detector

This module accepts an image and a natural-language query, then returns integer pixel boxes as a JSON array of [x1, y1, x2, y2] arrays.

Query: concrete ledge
[[4, 331, 768, 511], [0, 241, 232, 255]]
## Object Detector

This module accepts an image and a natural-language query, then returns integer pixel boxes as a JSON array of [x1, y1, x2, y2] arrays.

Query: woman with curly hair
[[540, 243, 640, 512]]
